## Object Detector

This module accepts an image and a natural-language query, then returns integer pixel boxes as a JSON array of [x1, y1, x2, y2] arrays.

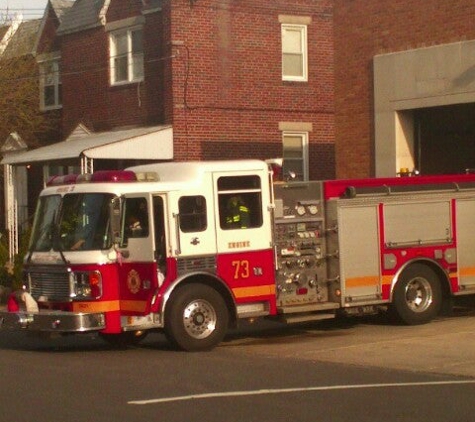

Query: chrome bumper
[[0, 310, 105, 333]]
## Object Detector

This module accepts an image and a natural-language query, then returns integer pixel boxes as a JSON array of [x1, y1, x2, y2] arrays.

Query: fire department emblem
[[127, 269, 141, 294]]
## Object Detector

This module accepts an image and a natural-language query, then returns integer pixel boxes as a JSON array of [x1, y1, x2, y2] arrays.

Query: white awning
[[1, 124, 173, 165]]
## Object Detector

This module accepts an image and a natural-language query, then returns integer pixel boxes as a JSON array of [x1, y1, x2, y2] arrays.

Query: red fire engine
[[1, 159, 475, 351]]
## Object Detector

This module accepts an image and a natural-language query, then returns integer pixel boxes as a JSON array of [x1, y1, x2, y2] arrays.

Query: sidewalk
[[225, 306, 475, 378]]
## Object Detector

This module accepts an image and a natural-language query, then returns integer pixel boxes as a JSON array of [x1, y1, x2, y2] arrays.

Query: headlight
[[71, 271, 102, 299]]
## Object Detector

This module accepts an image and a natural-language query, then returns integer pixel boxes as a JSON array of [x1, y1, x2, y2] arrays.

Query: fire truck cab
[[1, 160, 276, 350], [2, 159, 475, 351]]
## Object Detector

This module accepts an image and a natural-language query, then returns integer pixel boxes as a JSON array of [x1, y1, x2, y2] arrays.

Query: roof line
[[0, 14, 22, 56], [33, 3, 48, 56], [99, 0, 111, 25]]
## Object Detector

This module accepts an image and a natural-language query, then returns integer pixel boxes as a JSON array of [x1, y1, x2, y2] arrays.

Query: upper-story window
[[281, 24, 308, 82], [109, 27, 144, 85], [39, 57, 62, 110], [282, 132, 309, 181]]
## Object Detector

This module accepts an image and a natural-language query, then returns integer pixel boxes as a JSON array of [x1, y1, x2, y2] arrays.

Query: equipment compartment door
[[455, 199, 475, 291], [338, 205, 381, 303]]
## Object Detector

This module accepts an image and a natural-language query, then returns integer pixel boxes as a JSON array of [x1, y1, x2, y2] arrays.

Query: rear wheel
[[165, 284, 229, 351], [390, 264, 442, 325]]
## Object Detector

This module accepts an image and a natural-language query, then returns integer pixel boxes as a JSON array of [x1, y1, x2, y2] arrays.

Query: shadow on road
[[1, 298, 474, 353]]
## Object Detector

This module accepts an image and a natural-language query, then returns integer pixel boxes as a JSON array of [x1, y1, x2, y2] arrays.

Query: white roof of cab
[[39, 159, 269, 197], [127, 159, 269, 184]]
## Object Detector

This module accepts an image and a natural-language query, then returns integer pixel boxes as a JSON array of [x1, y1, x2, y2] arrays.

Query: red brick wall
[[60, 0, 334, 180], [334, 0, 475, 179], [36, 7, 62, 54], [61, 28, 110, 134], [61, 4, 164, 135], [165, 0, 335, 180]]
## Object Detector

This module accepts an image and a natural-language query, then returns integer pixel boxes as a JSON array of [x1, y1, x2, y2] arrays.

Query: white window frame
[[282, 132, 309, 181], [281, 24, 308, 82], [39, 57, 62, 111], [109, 26, 144, 86]]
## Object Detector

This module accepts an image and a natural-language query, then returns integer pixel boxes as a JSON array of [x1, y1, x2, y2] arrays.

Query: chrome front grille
[[27, 266, 71, 301]]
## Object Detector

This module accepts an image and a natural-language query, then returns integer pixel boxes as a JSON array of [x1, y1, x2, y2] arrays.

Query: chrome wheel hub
[[405, 277, 433, 313], [183, 299, 217, 339]]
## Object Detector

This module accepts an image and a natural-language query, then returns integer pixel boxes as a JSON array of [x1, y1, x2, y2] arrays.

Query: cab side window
[[122, 197, 149, 245], [218, 175, 263, 230], [179, 195, 207, 232]]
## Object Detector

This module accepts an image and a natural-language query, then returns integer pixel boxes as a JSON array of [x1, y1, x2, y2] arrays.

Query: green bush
[[0, 229, 31, 290], [0, 233, 14, 288]]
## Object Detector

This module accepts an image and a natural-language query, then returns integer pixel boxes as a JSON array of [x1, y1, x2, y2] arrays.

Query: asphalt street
[[1, 302, 475, 422]]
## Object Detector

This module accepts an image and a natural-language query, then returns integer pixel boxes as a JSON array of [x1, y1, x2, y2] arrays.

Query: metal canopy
[[1, 124, 173, 165]]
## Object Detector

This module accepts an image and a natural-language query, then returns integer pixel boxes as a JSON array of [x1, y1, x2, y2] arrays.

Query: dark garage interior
[[415, 103, 475, 175]]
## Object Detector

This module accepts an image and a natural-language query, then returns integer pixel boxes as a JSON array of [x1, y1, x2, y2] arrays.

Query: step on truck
[[2, 159, 475, 351]]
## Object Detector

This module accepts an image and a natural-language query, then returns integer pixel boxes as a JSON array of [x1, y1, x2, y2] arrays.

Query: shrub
[[0, 229, 31, 290]]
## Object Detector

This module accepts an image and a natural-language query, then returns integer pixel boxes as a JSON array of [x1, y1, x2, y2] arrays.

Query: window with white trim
[[282, 132, 309, 181], [109, 27, 144, 85], [281, 24, 307, 82], [39, 59, 62, 110]]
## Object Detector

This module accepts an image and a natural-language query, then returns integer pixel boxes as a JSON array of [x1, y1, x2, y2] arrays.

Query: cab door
[[173, 192, 217, 257], [117, 194, 156, 315], [212, 172, 275, 302]]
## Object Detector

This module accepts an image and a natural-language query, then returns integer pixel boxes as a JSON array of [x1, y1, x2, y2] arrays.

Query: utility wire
[[0, 0, 329, 19]]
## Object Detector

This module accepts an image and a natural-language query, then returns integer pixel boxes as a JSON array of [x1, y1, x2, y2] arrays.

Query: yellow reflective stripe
[[120, 300, 148, 312], [458, 267, 475, 277], [233, 285, 276, 299], [345, 276, 380, 288], [345, 275, 398, 288], [72, 300, 120, 313], [72, 300, 148, 313]]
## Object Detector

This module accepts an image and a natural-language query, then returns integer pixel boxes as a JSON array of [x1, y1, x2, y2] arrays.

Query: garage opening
[[414, 103, 475, 175]]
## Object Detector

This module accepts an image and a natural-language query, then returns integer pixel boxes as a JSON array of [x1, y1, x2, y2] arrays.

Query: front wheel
[[165, 284, 229, 351], [390, 264, 442, 325]]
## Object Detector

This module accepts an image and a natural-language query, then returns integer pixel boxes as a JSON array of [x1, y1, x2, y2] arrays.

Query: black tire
[[390, 263, 442, 325], [164, 284, 229, 352], [99, 330, 148, 348]]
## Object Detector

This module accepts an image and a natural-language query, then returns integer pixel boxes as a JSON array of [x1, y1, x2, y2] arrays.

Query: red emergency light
[[46, 174, 79, 186], [46, 170, 137, 186], [90, 170, 137, 182]]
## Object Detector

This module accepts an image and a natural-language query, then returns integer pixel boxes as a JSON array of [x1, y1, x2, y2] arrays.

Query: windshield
[[29, 195, 61, 252], [29, 193, 114, 252]]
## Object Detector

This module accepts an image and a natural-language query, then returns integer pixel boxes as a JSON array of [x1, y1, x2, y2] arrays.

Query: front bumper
[[0, 310, 105, 333]]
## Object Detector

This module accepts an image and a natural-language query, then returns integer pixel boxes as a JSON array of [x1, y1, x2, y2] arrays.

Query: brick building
[[1, 0, 334, 256], [164, 0, 334, 179], [334, 0, 475, 178]]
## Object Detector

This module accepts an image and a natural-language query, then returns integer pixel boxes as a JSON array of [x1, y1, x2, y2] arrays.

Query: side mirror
[[110, 196, 122, 245]]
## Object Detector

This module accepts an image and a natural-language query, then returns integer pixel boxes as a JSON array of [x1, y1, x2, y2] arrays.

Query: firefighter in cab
[[225, 196, 250, 229]]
